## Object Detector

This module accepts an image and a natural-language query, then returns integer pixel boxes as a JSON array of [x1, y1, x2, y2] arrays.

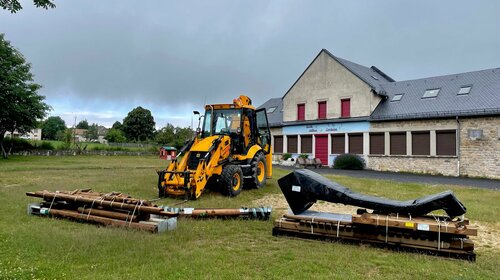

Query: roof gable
[[282, 49, 393, 99]]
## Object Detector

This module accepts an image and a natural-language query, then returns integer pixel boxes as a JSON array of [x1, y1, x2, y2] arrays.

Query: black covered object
[[278, 169, 466, 218]]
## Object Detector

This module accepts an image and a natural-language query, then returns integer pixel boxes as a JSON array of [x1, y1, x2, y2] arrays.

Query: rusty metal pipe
[[44, 208, 157, 232], [26, 191, 163, 215], [77, 207, 139, 222]]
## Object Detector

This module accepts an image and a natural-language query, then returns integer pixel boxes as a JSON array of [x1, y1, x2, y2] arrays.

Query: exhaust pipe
[[277, 169, 466, 218]]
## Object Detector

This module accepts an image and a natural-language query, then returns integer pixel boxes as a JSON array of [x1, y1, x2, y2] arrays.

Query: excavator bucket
[[278, 169, 467, 218]]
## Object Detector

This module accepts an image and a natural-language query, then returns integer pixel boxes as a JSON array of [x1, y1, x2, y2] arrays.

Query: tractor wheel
[[248, 152, 266, 189], [221, 165, 243, 197], [157, 170, 166, 197]]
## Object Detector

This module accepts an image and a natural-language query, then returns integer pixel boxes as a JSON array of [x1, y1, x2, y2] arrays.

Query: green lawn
[[0, 156, 499, 279], [30, 140, 158, 152]]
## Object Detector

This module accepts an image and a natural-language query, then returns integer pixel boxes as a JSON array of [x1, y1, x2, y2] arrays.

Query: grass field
[[1, 156, 499, 279], [30, 140, 158, 152]]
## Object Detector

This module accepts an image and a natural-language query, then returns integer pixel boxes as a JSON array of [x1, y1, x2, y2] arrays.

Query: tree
[[111, 121, 123, 131], [155, 123, 175, 145], [122, 107, 156, 142], [173, 127, 194, 149], [76, 120, 89, 129], [85, 123, 98, 141], [105, 128, 126, 143], [0, 34, 50, 158], [1, 0, 56, 13], [42, 116, 66, 140]]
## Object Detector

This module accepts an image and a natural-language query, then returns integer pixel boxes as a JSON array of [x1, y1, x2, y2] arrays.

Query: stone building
[[258, 49, 500, 179]]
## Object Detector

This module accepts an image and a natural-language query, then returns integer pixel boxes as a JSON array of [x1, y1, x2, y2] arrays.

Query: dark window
[[369, 133, 385, 155], [412, 131, 430, 155], [390, 132, 406, 155], [331, 134, 345, 154], [436, 130, 456, 156], [301, 135, 312, 153], [274, 136, 283, 153], [341, 99, 350, 118], [318, 101, 327, 119], [297, 104, 305, 121], [287, 135, 298, 153], [348, 133, 363, 154]]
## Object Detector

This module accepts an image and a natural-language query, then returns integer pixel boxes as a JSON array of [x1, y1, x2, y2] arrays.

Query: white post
[[406, 131, 412, 156], [384, 132, 390, 155], [297, 135, 301, 154], [363, 132, 369, 155], [344, 133, 349, 154], [283, 135, 288, 154], [430, 130, 437, 156]]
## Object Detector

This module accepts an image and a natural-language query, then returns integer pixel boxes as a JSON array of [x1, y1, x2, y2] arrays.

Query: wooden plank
[[283, 212, 476, 236], [272, 227, 476, 261], [275, 219, 474, 251]]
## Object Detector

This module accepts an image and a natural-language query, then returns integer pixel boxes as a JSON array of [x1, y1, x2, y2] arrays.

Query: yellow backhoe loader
[[157, 95, 272, 199]]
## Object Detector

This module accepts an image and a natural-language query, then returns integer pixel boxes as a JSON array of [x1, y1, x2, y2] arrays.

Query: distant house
[[160, 146, 177, 160], [4, 128, 42, 141], [97, 126, 108, 136], [72, 128, 88, 142], [70, 128, 108, 144]]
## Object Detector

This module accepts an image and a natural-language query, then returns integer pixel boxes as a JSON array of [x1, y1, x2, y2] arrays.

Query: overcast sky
[[2, 0, 499, 128]]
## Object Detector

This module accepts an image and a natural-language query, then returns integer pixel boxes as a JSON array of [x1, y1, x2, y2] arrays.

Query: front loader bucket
[[277, 169, 466, 218], [158, 170, 193, 198]]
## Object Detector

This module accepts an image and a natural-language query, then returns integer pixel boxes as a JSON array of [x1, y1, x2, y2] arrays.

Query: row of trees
[[39, 106, 193, 149], [39, 116, 99, 141], [39, 106, 194, 149], [106, 115, 194, 149]]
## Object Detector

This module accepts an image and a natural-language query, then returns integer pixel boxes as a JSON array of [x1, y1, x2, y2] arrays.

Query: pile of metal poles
[[273, 210, 477, 261], [26, 189, 271, 233]]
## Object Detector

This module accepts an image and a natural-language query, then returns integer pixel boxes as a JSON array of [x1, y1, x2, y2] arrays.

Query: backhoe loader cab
[[158, 95, 272, 200]]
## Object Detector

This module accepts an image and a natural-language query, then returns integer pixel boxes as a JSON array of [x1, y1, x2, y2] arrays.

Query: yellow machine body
[[158, 95, 273, 199]]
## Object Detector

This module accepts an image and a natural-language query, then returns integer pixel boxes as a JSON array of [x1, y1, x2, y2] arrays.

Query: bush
[[39, 141, 55, 150], [282, 153, 292, 161], [333, 154, 365, 170], [299, 154, 309, 159], [2, 138, 33, 152]]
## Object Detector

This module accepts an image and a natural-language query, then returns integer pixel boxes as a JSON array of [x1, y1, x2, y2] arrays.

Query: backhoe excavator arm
[[191, 136, 231, 198]]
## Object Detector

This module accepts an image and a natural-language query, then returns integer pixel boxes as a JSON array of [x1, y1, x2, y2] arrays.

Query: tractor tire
[[247, 152, 267, 189], [158, 170, 166, 197], [221, 165, 243, 197]]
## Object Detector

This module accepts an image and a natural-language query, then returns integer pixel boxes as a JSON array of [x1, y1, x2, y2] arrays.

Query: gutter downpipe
[[456, 116, 460, 177]]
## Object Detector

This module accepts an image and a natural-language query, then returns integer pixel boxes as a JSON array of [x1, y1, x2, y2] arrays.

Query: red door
[[341, 99, 350, 118], [318, 101, 326, 119], [314, 135, 328, 165], [297, 104, 305, 120]]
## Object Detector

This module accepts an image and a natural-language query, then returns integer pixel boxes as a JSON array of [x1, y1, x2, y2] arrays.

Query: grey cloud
[[1, 0, 499, 126]]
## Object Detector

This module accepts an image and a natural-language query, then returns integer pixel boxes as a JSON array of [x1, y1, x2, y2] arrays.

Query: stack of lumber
[[273, 210, 477, 261], [26, 189, 271, 233]]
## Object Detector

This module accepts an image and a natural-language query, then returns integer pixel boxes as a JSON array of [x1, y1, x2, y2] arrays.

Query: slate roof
[[256, 97, 283, 127], [282, 49, 394, 99], [324, 49, 394, 95], [371, 68, 500, 120]]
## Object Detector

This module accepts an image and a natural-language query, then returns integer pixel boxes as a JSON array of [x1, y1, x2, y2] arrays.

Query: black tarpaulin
[[278, 169, 466, 218]]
